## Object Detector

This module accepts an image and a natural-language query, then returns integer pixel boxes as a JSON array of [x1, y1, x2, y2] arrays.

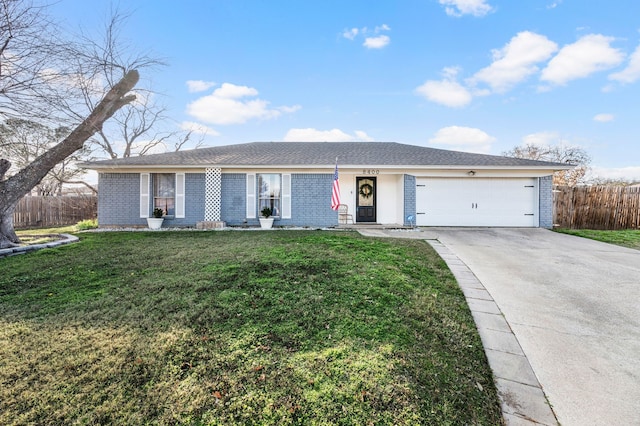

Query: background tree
[[502, 143, 591, 186], [0, 0, 143, 248], [0, 119, 92, 195]]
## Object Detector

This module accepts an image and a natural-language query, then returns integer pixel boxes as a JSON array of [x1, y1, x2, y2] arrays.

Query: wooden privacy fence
[[14, 195, 97, 228], [554, 185, 640, 229]]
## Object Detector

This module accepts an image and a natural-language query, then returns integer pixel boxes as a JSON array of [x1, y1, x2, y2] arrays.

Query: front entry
[[356, 177, 376, 222]]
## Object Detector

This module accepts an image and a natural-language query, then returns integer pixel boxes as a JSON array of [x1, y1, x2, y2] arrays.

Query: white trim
[[246, 173, 256, 218], [175, 173, 185, 218], [140, 173, 150, 218], [281, 173, 291, 219]]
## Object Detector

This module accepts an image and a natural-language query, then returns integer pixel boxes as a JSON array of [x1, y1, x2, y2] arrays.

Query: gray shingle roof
[[83, 142, 570, 169]]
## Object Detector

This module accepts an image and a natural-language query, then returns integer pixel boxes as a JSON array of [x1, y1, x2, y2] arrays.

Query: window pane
[[153, 173, 175, 215], [257, 174, 281, 217]]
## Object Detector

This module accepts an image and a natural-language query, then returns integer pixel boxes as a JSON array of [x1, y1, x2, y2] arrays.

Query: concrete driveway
[[430, 228, 640, 426]]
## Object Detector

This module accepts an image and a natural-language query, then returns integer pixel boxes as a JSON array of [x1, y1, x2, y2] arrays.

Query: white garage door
[[415, 177, 538, 227]]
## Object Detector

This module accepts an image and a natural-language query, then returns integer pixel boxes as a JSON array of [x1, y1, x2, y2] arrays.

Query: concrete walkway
[[358, 227, 640, 426]]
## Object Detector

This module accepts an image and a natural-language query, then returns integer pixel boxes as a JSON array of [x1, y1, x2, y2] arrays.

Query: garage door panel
[[415, 178, 538, 227]]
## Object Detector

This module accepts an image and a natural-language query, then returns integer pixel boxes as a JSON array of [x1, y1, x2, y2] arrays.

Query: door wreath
[[359, 182, 373, 199]]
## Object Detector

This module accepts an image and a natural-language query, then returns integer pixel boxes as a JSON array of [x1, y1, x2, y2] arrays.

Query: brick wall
[[288, 173, 337, 227], [221, 173, 247, 225], [220, 173, 337, 227], [165, 173, 205, 227], [98, 173, 205, 227], [539, 175, 553, 228], [403, 175, 416, 226], [98, 173, 145, 226]]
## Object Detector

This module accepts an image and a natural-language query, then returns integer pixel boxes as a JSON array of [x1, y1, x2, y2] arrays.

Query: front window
[[258, 174, 281, 217], [153, 173, 175, 216]]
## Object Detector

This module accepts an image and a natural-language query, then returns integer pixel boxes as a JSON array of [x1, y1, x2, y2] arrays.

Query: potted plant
[[146, 207, 164, 230], [259, 207, 274, 229]]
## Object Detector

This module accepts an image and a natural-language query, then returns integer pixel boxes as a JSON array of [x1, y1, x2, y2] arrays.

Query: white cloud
[[343, 24, 390, 49], [278, 105, 302, 114], [283, 128, 374, 142], [587, 166, 640, 182], [213, 83, 258, 99], [415, 67, 473, 107], [609, 43, 640, 84], [186, 80, 216, 93], [428, 126, 496, 153], [540, 34, 625, 86], [342, 28, 359, 40], [593, 113, 614, 122], [522, 131, 561, 146], [180, 121, 220, 136], [186, 83, 299, 125], [470, 31, 558, 93], [363, 35, 390, 49], [439, 0, 493, 17]]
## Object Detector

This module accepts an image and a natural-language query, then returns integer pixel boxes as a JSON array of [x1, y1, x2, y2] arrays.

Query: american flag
[[331, 161, 341, 211]]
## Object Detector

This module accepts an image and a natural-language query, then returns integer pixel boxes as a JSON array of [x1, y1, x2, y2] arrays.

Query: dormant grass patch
[[0, 231, 502, 425]]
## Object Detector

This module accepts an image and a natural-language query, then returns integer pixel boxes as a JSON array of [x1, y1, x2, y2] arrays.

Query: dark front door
[[356, 177, 376, 223]]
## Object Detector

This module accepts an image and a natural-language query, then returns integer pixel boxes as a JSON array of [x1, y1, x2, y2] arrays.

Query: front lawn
[[555, 228, 640, 250], [0, 231, 501, 425]]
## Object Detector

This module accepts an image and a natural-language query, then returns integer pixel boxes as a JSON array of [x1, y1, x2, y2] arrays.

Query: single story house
[[83, 141, 571, 228]]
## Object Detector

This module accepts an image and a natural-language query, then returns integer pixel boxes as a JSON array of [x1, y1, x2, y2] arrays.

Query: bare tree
[[69, 11, 201, 160], [503, 143, 591, 186], [0, 0, 142, 248], [91, 92, 203, 159]]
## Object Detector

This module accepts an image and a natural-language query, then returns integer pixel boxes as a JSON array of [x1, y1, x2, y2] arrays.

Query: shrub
[[75, 219, 98, 231]]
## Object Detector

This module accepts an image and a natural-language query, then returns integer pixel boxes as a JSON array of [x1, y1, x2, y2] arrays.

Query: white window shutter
[[246, 174, 256, 218], [175, 173, 185, 218], [282, 174, 291, 219], [140, 173, 150, 218]]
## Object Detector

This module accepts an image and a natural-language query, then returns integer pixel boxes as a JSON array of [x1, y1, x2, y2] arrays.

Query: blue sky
[[51, 0, 640, 180]]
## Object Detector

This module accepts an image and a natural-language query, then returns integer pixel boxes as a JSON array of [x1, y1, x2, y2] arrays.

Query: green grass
[[555, 228, 640, 250], [0, 231, 502, 425], [15, 225, 77, 235]]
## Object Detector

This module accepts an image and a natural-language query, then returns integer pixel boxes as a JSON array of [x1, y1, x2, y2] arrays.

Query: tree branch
[[62, 180, 97, 194], [3, 69, 139, 204]]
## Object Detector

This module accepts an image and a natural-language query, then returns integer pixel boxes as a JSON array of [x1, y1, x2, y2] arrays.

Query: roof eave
[[81, 163, 574, 171]]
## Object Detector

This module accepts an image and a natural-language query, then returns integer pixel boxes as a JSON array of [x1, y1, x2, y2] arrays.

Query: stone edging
[[427, 240, 558, 426], [0, 234, 79, 259]]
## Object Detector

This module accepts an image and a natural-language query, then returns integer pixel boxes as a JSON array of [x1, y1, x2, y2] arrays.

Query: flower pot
[[146, 217, 164, 230], [259, 217, 274, 229]]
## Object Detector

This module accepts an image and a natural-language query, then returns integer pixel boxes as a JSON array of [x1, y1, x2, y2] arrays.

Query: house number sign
[[362, 169, 379, 175]]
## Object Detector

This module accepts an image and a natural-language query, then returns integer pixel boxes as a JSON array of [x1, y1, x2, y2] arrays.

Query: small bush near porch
[[0, 231, 501, 425]]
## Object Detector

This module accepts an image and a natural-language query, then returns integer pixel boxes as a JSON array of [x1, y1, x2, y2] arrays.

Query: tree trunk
[[0, 70, 139, 249], [0, 204, 19, 248]]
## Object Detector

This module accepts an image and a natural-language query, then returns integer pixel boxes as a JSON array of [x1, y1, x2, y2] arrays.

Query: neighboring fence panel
[[554, 185, 640, 229], [14, 195, 97, 228]]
